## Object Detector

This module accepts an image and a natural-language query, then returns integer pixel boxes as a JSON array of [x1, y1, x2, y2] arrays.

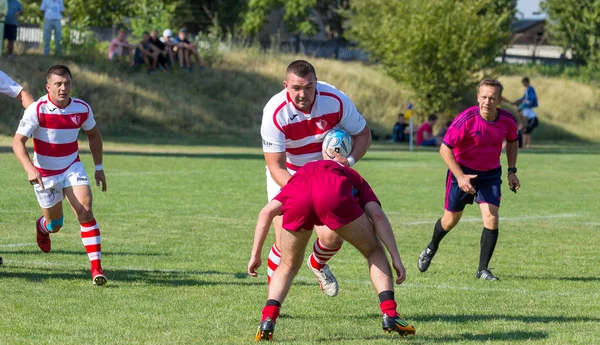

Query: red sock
[[267, 243, 281, 284], [380, 300, 398, 318], [38, 217, 50, 234], [261, 305, 281, 323], [308, 239, 341, 270], [80, 219, 102, 271]]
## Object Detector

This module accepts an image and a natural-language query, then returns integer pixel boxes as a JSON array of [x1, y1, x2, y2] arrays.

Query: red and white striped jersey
[[261, 81, 366, 171], [16, 95, 96, 177]]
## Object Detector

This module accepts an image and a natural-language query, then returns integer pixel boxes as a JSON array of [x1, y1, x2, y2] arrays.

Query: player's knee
[[74, 208, 94, 222], [442, 214, 461, 230]]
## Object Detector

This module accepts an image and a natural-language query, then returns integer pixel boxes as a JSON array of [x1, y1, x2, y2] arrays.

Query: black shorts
[[445, 165, 502, 212], [524, 117, 538, 134], [4, 24, 17, 41]]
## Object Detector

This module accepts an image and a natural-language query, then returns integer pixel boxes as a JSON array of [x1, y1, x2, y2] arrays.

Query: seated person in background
[[149, 29, 172, 69], [521, 107, 538, 149], [161, 29, 177, 60], [172, 27, 202, 70], [391, 113, 410, 142], [416, 114, 440, 146], [134, 31, 159, 71], [436, 120, 452, 139], [108, 29, 135, 63]]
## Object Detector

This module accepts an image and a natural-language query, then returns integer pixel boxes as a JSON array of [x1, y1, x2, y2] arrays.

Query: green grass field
[[1, 141, 599, 345]]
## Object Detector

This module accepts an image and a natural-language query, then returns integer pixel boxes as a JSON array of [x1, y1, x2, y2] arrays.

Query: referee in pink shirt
[[417, 78, 520, 281]]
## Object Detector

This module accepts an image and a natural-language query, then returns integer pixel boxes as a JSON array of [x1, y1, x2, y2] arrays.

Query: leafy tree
[[241, 0, 349, 39], [542, 0, 600, 68], [347, 0, 515, 114]]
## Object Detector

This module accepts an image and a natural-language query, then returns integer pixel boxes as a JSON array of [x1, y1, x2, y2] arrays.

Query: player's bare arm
[[85, 126, 106, 192], [440, 144, 476, 195], [364, 202, 406, 284], [17, 90, 34, 109], [248, 200, 283, 277], [264, 152, 292, 187], [12, 133, 44, 188], [505, 140, 520, 191]]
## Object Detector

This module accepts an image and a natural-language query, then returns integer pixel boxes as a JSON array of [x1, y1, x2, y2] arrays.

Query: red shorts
[[274, 169, 378, 231]]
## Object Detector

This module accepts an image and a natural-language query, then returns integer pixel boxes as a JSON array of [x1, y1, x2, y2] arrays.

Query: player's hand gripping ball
[[322, 128, 353, 158]]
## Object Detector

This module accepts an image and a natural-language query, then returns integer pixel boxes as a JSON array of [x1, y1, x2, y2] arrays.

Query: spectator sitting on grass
[[171, 27, 202, 71], [149, 29, 172, 70], [416, 114, 441, 146], [108, 29, 135, 64], [135, 31, 159, 71], [391, 113, 410, 143]]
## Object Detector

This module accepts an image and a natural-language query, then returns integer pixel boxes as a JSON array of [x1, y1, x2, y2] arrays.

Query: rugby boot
[[382, 313, 416, 336], [307, 257, 338, 297], [476, 268, 499, 281], [417, 246, 437, 272], [255, 318, 275, 341]]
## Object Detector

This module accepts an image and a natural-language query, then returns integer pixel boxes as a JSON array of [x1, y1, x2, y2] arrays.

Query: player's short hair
[[522, 77, 530, 84], [286, 60, 316, 80], [479, 78, 504, 95], [428, 114, 438, 122], [398, 112, 404, 118], [46, 65, 72, 82]]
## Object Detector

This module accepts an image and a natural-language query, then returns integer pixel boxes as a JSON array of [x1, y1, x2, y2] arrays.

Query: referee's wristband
[[95, 164, 104, 171], [347, 155, 356, 167]]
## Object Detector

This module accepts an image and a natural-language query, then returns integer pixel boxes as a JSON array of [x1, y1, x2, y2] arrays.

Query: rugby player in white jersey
[[0, 70, 33, 266], [12, 65, 108, 286], [257, 60, 372, 296]]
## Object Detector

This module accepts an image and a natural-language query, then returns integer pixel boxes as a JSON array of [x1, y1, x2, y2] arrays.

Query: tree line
[[18, 0, 599, 114]]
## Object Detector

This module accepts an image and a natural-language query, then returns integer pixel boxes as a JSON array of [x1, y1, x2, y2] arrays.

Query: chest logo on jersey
[[71, 115, 81, 126], [316, 119, 328, 131], [289, 114, 299, 121]]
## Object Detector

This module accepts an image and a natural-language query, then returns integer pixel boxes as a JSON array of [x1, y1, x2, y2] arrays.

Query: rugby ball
[[322, 128, 353, 158]]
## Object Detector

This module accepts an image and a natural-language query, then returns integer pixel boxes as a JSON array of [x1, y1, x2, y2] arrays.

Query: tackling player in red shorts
[[248, 159, 415, 340]]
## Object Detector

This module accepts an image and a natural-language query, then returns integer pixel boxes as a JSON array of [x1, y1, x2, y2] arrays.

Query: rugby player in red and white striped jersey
[[12, 65, 108, 286], [258, 60, 372, 296]]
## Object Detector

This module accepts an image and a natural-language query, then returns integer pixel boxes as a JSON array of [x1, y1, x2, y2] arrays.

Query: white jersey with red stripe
[[0, 70, 23, 98], [16, 95, 96, 177], [261, 81, 366, 171]]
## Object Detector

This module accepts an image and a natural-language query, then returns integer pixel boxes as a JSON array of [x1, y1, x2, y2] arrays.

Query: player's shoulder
[[262, 89, 289, 125], [317, 81, 345, 98], [263, 88, 287, 113], [71, 97, 91, 108], [497, 107, 517, 124], [451, 106, 479, 129]]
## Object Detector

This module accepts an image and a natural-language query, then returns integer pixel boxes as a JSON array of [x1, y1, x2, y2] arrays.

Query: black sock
[[478, 227, 498, 271], [427, 218, 449, 251], [378, 290, 395, 303], [265, 299, 281, 307]]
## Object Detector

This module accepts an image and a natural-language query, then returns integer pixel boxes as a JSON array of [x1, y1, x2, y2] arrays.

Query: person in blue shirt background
[[513, 77, 538, 111], [4, 0, 23, 60]]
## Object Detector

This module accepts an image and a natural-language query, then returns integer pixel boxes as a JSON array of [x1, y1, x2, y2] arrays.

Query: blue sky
[[517, 0, 546, 19]]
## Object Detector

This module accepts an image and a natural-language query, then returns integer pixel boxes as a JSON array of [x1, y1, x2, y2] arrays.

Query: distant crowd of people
[[108, 28, 203, 72], [387, 77, 539, 149]]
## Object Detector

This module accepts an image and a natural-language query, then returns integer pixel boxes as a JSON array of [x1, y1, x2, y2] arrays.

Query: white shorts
[[265, 166, 296, 201], [33, 162, 90, 209]]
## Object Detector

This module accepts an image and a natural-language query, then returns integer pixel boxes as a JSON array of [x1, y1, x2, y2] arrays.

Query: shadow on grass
[[5, 249, 169, 257], [425, 330, 549, 342], [505, 274, 600, 282], [355, 312, 600, 327], [409, 313, 600, 324], [0, 267, 315, 288]]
